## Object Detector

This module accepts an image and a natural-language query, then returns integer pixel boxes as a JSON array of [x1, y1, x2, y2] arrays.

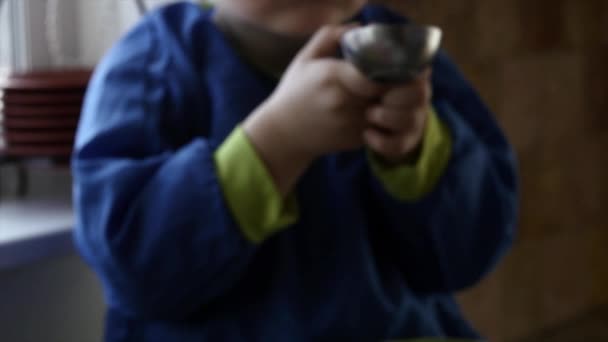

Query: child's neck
[[213, 10, 310, 78]]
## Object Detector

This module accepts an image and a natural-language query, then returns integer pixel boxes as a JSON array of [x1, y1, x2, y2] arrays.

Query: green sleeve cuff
[[369, 107, 452, 202], [214, 127, 299, 244]]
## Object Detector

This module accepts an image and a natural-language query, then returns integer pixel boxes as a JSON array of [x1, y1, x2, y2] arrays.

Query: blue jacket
[[73, 3, 518, 341]]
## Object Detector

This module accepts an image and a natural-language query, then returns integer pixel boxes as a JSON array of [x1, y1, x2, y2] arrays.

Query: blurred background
[[0, 0, 606, 341], [384, 0, 608, 340]]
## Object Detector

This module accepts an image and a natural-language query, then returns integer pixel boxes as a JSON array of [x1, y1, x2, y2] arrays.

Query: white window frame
[[0, 0, 75, 72], [0, 0, 196, 72], [0, 0, 30, 71]]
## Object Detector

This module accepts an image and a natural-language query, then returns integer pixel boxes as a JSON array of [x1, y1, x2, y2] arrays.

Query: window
[[0, 0, 192, 72], [0, 0, 24, 71], [0, 0, 9, 70]]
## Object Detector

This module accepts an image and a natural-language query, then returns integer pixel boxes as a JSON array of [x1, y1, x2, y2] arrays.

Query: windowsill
[[0, 196, 74, 270], [0, 164, 75, 270]]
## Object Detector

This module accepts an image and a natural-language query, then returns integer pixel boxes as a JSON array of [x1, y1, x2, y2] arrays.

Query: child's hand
[[245, 25, 384, 160], [243, 25, 385, 195], [363, 69, 433, 164]]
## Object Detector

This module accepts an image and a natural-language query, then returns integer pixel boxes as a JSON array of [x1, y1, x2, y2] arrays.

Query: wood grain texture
[[376, 0, 608, 340]]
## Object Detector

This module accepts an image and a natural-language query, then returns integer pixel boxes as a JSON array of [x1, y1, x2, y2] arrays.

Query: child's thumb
[[295, 24, 356, 62]]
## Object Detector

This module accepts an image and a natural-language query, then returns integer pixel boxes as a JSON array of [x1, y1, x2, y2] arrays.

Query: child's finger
[[295, 25, 354, 61], [335, 62, 386, 99]]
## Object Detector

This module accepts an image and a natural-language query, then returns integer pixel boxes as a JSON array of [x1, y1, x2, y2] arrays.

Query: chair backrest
[[0, 69, 91, 160]]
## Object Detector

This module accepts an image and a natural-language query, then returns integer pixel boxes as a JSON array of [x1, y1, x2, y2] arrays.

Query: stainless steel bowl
[[341, 24, 442, 83]]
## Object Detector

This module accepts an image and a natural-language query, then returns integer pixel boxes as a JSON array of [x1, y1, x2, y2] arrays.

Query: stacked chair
[[0, 69, 91, 161], [0, 69, 91, 196]]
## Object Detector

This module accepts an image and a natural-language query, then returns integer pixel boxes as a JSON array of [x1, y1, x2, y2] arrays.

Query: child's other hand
[[245, 25, 384, 160], [363, 69, 432, 164]]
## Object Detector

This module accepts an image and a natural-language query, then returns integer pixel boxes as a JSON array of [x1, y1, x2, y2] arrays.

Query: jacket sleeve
[[368, 107, 453, 202], [73, 20, 259, 320], [364, 51, 519, 294]]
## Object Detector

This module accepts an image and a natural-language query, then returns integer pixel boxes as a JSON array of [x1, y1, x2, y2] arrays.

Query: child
[[73, 0, 518, 341]]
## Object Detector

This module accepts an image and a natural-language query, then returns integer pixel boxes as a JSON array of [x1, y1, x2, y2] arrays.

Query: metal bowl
[[341, 23, 442, 83]]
